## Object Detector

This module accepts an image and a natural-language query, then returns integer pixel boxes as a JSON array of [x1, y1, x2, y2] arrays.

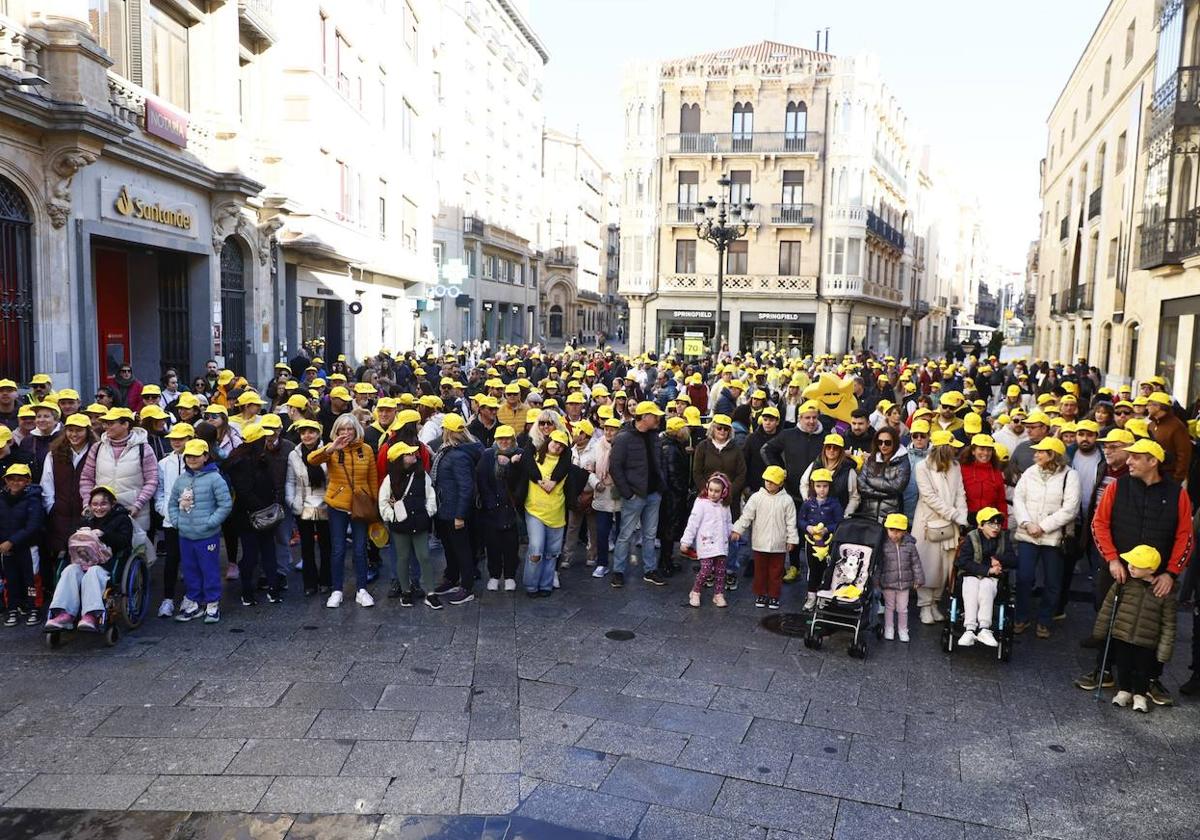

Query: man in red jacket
[[1082, 438, 1192, 704]]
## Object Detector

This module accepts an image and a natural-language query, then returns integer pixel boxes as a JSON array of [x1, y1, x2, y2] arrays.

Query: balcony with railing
[[665, 131, 822, 156], [1138, 216, 1200, 269], [821, 274, 904, 304], [238, 0, 277, 45], [828, 204, 867, 225], [659, 273, 817, 297], [545, 246, 578, 267], [769, 203, 815, 226], [872, 148, 908, 192], [866, 209, 904, 250], [106, 72, 215, 161], [0, 12, 44, 82], [665, 204, 698, 226], [1088, 188, 1102, 220], [463, 215, 485, 237]]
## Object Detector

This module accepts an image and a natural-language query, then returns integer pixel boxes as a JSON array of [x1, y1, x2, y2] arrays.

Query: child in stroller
[[43, 486, 132, 632], [805, 515, 885, 658]]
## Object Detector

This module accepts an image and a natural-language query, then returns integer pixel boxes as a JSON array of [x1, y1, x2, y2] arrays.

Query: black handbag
[[250, 502, 284, 531]]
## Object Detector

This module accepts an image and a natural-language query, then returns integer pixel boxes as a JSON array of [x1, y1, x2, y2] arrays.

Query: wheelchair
[[941, 567, 1015, 662], [44, 544, 151, 648]]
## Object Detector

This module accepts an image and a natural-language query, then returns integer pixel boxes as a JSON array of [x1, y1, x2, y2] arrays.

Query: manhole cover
[[605, 629, 636, 641], [760, 613, 810, 638], [1048, 744, 1066, 753]]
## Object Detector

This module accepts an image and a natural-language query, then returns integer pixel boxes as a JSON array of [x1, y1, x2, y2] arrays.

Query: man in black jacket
[[609, 401, 666, 589], [760, 400, 825, 499]]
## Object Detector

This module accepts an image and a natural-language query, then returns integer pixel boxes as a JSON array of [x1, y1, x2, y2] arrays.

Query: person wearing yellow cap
[[731, 463, 799, 609], [0, 376, 20, 428], [0, 459, 43, 624], [423, 411, 483, 605], [16, 399, 63, 483], [286, 418, 334, 598], [1012, 433, 1080, 639], [1142, 390, 1192, 483], [377, 432, 438, 604], [498, 381, 529, 437], [606, 398, 670, 588], [795, 465, 845, 609], [877, 511, 922, 642], [655, 413, 693, 579], [1091, 543, 1178, 712], [78, 398, 159, 535], [473, 424, 523, 593], [512, 425, 571, 597], [951, 507, 1014, 649], [913, 427, 968, 625]]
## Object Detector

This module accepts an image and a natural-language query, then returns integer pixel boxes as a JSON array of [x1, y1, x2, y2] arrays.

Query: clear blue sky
[[529, 0, 1109, 275]]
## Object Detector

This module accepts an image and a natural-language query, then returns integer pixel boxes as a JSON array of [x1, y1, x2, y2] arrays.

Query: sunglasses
[[1115, 409, 1132, 415], [538, 420, 555, 426], [877, 439, 895, 447], [911, 432, 928, 438]]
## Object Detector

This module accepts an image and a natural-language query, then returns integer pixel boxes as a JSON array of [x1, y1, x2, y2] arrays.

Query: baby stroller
[[804, 515, 884, 659], [43, 534, 152, 649], [942, 565, 1016, 662]]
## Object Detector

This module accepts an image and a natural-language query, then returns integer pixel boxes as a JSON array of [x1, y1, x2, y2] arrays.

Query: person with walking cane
[[1083, 438, 1193, 705]]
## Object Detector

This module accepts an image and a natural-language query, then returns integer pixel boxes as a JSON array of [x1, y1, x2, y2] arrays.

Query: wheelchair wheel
[[942, 624, 955, 653], [104, 624, 119, 647], [44, 630, 62, 648], [848, 640, 867, 659], [122, 554, 150, 630]]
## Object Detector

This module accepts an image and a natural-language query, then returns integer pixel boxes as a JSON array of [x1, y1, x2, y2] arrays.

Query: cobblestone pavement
[[0, 553, 1196, 839]]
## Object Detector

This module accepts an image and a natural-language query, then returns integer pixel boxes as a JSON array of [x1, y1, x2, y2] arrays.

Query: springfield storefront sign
[[747, 311, 805, 322], [101, 179, 198, 237]]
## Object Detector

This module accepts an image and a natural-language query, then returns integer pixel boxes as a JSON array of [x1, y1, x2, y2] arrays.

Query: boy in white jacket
[[153, 422, 195, 618], [732, 465, 799, 609]]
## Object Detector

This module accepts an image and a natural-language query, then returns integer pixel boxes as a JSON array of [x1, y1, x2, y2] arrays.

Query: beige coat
[[912, 459, 967, 595]]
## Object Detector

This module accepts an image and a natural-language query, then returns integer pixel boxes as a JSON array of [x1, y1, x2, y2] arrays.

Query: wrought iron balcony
[[665, 132, 822, 155], [769, 203, 815, 226], [1088, 188, 1102, 220], [463, 215, 485, 237], [866, 209, 904, 251], [1138, 217, 1200, 269], [1177, 66, 1200, 125]]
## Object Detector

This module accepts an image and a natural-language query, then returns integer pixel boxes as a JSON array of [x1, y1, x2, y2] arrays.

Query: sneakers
[[399, 590, 415, 608], [1035, 624, 1051, 639], [1147, 679, 1174, 706], [929, 604, 945, 622], [77, 612, 100, 632], [919, 606, 936, 625], [225, 564, 239, 580], [975, 628, 998, 647], [486, 578, 500, 592], [767, 598, 780, 610], [643, 570, 667, 587], [898, 629, 910, 643], [688, 591, 701, 608], [325, 590, 344, 608], [175, 599, 202, 622], [203, 603, 220, 624], [1052, 609, 1067, 621], [447, 588, 475, 606], [157, 598, 175, 618], [504, 579, 517, 592], [586, 558, 597, 567], [552, 573, 560, 590], [240, 594, 256, 607], [559, 557, 572, 569], [25, 609, 39, 626], [388, 580, 404, 598], [883, 626, 895, 641], [433, 580, 456, 595], [610, 572, 625, 589], [713, 593, 727, 608], [1132, 694, 1150, 713], [755, 596, 767, 608], [803, 593, 817, 611], [265, 588, 284, 604], [43, 611, 75, 632], [1074, 670, 1114, 691], [592, 566, 608, 578], [355, 589, 375, 608], [1112, 690, 1133, 708], [783, 566, 800, 583], [958, 629, 977, 647], [725, 574, 738, 591], [4, 610, 17, 627], [424, 593, 444, 610]]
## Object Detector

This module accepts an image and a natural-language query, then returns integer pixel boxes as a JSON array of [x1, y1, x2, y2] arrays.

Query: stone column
[[826, 301, 851, 356], [627, 297, 646, 356]]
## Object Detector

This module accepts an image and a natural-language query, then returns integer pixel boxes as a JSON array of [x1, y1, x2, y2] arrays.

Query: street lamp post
[[695, 174, 754, 356]]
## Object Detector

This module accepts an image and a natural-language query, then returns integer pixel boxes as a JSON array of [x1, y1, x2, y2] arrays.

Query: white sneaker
[[1112, 690, 1133, 708], [898, 629, 910, 643], [1132, 694, 1150, 713], [553, 573, 560, 589], [930, 604, 946, 622], [592, 566, 608, 578], [958, 629, 976, 647], [920, 606, 936, 625], [157, 598, 175, 618], [325, 590, 344, 608], [803, 593, 817, 610], [486, 578, 500, 592], [883, 626, 895, 641], [975, 628, 998, 647], [355, 588, 375, 608], [503, 578, 517, 591]]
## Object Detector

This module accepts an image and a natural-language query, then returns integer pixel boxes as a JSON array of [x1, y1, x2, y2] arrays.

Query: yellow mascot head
[[802, 372, 858, 425]]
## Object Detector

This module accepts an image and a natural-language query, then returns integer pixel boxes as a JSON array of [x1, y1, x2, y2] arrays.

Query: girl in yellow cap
[[878, 513, 923, 642]]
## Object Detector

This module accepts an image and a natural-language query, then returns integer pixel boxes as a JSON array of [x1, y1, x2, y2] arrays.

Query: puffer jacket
[[954, 528, 1016, 577], [430, 440, 484, 521], [286, 445, 328, 519], [732, 487, 799, 553], [692, 437, 747, 518], [308, 440, 378, 513], [610, 426, 663, 501], [1013, 464, 1080, 546], [876, 533, 925, 590], [379, 461, 436, 534], [799, 459, 860, 516], [658, 435, 691, 539], [680, 497, 733, 559], [0, 484, 44, 558], [1093, 578, 1177, 663], [168, 462, 233, 540], [857, 447, 911, 522], [960, 460, 1008, 523]]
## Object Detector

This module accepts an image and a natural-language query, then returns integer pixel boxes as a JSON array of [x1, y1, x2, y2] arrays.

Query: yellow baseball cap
[[165, 422, 195, 439], [182, 439, 210, 457], [259, 413, 283, 430], [4, 463, 31, 478], [930, 430, 963, 448], [139, 405, 169, 421], [1030, 437, 1066, 456], [1099, 428, 1135, 445], [241, 422, 275, 444], [635, 401, 664, 417], [762, 465, 786, 485], [1124, 438, 1165, 460], [101, 407, 135, 422], [823, 433, 845, 447], [526, 408, 543, 424], [1075, 419, 1100, 433], [910, 419, 931, 435], [575, 419, 596, 436], [884, 513, 909, 530], [64, 413, 92, 429], [494, 425, 516, 439], [204, 404, 228, 416], [329, 386, 352, 402], [549, 429, 570, 446], [710, 414, 732, 427], [665, 416, 686, 433], [760, 406, 780, 420], [1006, 384, 1021, 397], [963, 413, 983, 434], [1147, 392, 1172, 406], [604, 417, 623, 429], [970, 433, 995, 448], [976, 506, 1004, 526], [387, 441, 418, 461], [442, 413, 466, 432], [810, 468, 833, 483], [29, 373, 51, 385], [1024, 411, 1050, 426], [1120, 544, 1161, 570]]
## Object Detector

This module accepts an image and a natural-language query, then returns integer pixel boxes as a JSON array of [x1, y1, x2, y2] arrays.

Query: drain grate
[[760, 613, 811, 638]]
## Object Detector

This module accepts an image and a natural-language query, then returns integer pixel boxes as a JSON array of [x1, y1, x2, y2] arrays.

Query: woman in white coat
[[1012, 436, 1080, 639], [912, 430, 968, 624]]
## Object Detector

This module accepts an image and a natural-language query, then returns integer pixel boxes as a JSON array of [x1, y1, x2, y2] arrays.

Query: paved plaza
[[0, 555, 1196, 840]]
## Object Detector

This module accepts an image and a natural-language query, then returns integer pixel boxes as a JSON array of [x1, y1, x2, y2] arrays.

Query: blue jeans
[[613, 492, 660, 574], [729, 528, 749, 576], [1016, 541, 1062, 625], [595, 510, 617, 568], [328, 507, 368, 592], [524, 512, 564, 592]]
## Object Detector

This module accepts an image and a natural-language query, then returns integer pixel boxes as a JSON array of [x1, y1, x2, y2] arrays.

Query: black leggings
[[435, 519, 475, 591], [298, 519, 332, 590], [485, 526, 520, 579]]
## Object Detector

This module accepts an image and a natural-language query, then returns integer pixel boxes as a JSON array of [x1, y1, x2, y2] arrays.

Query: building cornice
[[494, 0, 549, 65]]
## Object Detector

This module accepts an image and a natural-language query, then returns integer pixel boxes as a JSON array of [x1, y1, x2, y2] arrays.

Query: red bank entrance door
[[94, 248, 130, 385]]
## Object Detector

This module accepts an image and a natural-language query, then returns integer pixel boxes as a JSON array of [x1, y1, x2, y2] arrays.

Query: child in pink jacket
[[680, 472, 733, 608]]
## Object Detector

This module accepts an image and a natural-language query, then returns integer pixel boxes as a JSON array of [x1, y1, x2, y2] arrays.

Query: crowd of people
[[0, 344, 1195, 710]]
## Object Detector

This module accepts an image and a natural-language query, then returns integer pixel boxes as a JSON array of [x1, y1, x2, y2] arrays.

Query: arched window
[[785, 101, 808, 150], [549, 304, 563, 338], [636, 103, 646, 135], [1100, 321, 1113, 371], [731, 102, 754, 151], [0, 176, 34, 381], [220, 237, 248, 377], [1177, 157, 1193, 217], [1126, 322, 1140, 380]]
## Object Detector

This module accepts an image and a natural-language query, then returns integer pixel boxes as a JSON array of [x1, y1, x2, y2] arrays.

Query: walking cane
[[1095, 582, 1123, 701]]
